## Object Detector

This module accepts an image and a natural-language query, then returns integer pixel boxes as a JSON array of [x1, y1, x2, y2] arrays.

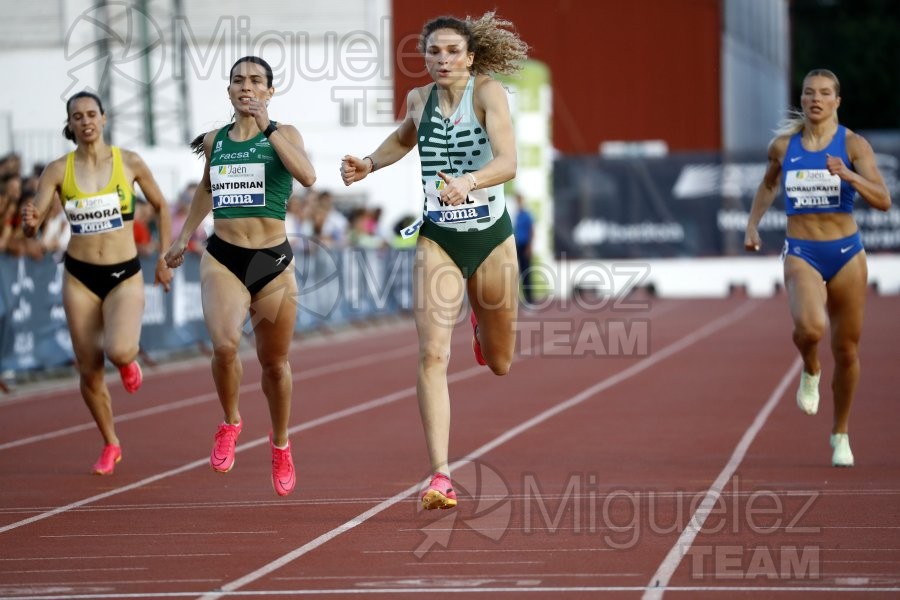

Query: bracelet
[[466, 172, 478, 190], [363, 155, 377, 172]]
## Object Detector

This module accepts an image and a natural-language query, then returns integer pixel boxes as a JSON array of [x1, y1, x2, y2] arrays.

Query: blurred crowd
[[0, 152, 419, 262], [0, 153, 70, 261]]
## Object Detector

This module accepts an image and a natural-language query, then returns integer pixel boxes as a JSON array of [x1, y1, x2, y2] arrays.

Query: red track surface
[[1, 292, 899, 599]]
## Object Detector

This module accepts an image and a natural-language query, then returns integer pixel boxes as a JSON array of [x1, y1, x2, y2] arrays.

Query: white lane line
[[5, 584, 900, 599], [0, 334, 514, 534], [0, 343, 420, 452], [0, 302, 655, 450], [0, 320, 419, 407], [642, 356, 802, 600], [197, 300, 759, 600]]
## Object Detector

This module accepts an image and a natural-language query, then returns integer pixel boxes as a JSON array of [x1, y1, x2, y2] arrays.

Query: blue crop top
[[782, 125, 856, 216]]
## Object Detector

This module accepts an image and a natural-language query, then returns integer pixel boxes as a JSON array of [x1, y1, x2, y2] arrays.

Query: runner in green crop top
[[208, 121, 293, 221], [339, 12, 529, 511], [164, 56, 316, 497]]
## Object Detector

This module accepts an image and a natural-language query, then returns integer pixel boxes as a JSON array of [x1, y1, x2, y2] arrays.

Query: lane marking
[[3, 584, 900, 598], [642, 356, 802, 599], [198, 301, 760, 600], [0, 343, 420, 452]]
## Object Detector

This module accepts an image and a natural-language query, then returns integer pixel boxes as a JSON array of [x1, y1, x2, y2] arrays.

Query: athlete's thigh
[[826, 251, 867, 345], [783, 255, 827, 328], [62, 275, 105, 371], [467, 236, 518, 344], [414, 237, 465, 352], [250, 265, 298, 362], [200, 252, 252, 348], [102, 273, 145, 351]]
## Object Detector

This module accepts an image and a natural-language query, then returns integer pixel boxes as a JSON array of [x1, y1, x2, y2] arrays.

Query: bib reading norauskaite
[[209, 123, 292, 221], [784, 169, 841, 210]]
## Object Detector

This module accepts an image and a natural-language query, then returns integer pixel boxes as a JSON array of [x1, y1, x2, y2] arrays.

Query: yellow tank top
[[60, 146, 136, 236]]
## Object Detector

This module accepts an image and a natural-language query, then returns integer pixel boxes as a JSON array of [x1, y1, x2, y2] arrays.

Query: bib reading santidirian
[[210, 163, 266, 210]]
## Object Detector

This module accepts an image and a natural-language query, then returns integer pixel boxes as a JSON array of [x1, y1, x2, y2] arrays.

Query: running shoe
[[92, 444, 122, 475], [421, 472, 457, 510], [831, 433, 854, 467], [210, 420, 242, 473], [470, 311, 486, 366], [119, 361, 143, 394], [796, 370, 820, 415], [270, 434, 296, 497]]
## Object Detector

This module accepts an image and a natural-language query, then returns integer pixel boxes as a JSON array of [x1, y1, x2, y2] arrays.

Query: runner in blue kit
[[745, 69, 891, 467], [165, 56, 316, 496], [341, 12, 529, 509]]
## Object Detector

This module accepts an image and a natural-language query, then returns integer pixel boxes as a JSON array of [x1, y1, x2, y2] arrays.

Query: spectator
[[312, 190, 348, 248], [513, 192, 535, 304], [347, 207, 385, 249], [170, 182, 208, 253], [390, 214, 419, 249], [133, 198, 156, 256]]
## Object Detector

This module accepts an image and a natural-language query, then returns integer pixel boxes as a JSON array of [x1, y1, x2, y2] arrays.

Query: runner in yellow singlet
[[21, 90, 173, 475]]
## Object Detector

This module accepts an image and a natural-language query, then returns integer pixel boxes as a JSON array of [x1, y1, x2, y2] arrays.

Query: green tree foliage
[[791, 0, 900, 129]]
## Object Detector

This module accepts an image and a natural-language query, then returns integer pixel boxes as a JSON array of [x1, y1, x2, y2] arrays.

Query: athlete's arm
[[267, 124, 317, 187], [832, 131, 891, 211], [21, 159, 65, 238], [341, 88, 421, 186], [745, 136, 788, 252], [435, 77, 517, 207], [125, 149, 173, 291], [470, 77, 517, 188], [165, 131, 215, 269]]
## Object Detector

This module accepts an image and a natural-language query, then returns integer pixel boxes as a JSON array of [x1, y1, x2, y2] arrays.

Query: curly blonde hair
[[418, 11, 529, 76]]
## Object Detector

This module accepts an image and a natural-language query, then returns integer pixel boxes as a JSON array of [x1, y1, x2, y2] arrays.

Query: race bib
[[65, 192, 123, 235], [784, 169, 840, 210], [424, 179, 490, 225], [210, 163, 266, 210]]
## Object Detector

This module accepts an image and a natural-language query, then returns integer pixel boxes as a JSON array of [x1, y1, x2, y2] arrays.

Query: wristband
[[364, 155, 377, 172], [263, 121, 278, 138], [466, 172, 478, 190]]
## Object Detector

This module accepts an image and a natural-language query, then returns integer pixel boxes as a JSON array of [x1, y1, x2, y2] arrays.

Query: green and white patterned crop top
[[416, 76, 505, 232]]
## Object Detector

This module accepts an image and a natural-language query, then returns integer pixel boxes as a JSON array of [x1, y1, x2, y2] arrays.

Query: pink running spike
[[210, 420, 242, 473], [92, 444, 122, 475], [421, 472, 457, 510], [470, 311, 486, 366], [119, 361, 143, 393]]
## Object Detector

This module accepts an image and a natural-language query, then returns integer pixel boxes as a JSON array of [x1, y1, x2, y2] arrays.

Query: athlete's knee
[[419, 345, 450, 371], [793, 320, 825, 347], [212, 340, 240, 364], [487, 350, 513, 376], [488, 358, 511, 376], [104, 345, 138, 367], [259, 357, 290, 381], [831, 339, 860, 369], [79, 368, 105, 394]]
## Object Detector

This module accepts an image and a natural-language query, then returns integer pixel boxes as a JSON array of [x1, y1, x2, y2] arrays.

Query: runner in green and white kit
[[165, 56, 316, 497], [341, 12, 529, 510]]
